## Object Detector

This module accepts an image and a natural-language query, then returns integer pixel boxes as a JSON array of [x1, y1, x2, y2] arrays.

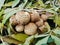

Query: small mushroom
[[44, 22, 49, 26], [35, 19, 43, 27], [15, 25, 24, 32], [30, 10, 40, 22], [10, 15, 17, 25], [41, 14, 48, 21], [39, 25, 48, 33], [24, 23, 37, 35], [15, 11, 30, 25], [46, 12, 53, 17]]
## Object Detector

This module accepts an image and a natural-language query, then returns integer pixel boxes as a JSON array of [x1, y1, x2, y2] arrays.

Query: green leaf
[[51, 35, 60, 45], [54, 15, 60, 26], [23, 0, 28, 5], [0, 0, 5, 9], [2, 8, 21, 24], [0, 10, 4, 16], [7, 23, 11, 35], [53, 7, 59, 11], [35, 34, 49, 38], [47, 37, 54, 43], [0, 23, 3, 34], [32, 0, 45, 9], [45, 22, 50, 33], [19, 3, 24, 9], [53, 30, 60, 35], [25, 2, 32, 8], [0, 10, 4, 20], [35, 36, 49, 45], [19, 0, 28, 9], [4, 8, 17, 14], [2, 36, 22, 44], [42, 43, 48, 45], [18, 44, 22, 45], [0, 42, 9, 45], [9, 23, 17, 33], [45, 9, 56, 14], [12, 0, 20, 8], [45, 1, 50, 4], [11, 33, 28, 42], [23, 35, 35, 45], [3, 1, 13, 7], [38, 0, 45, 7]]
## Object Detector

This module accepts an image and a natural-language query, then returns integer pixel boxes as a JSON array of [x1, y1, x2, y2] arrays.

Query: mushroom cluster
[[10, 10, 51, 35]]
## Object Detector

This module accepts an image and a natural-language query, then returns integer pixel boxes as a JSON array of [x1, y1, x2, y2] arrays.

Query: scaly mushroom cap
[[15, 25, 24, 32], [30, 10, 40, 22], [35, 19, 43, 27], [41, 14, 48, 21], [10, 15, 17, 25], [15, 11, 30, 25], [24, 23, 37, 35]]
